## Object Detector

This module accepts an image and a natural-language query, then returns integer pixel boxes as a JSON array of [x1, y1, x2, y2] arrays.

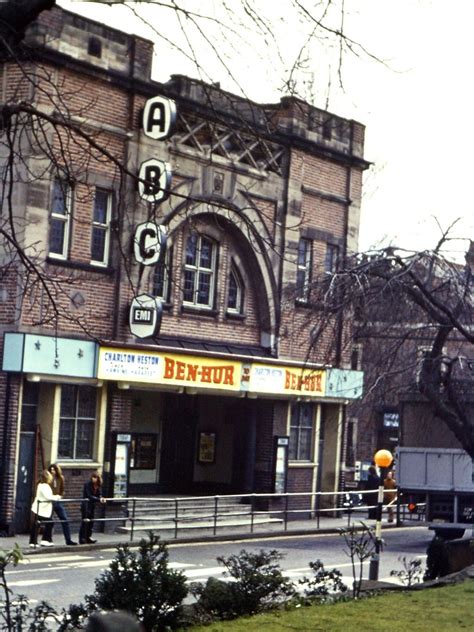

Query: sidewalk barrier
[[30, 488, 411, 542]]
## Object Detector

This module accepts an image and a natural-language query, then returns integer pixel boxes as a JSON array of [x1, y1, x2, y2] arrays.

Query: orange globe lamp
[[374, 449, 393, 469]]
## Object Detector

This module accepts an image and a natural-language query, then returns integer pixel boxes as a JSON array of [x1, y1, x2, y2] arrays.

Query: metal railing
[[31, 488, 408, 542]]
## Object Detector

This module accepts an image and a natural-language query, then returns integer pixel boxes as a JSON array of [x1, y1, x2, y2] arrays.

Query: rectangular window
[[350, 344, 362, 371], [58, 385, 97, 460], [91, 188, 112, 265], [49, 180, 72, 259], [289, 402, 314, 460], [296, 238, 312, 301], [325, 244, 339, 273]]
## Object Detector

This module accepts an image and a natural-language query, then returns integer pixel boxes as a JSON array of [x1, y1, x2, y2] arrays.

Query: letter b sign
[[138, 158, 172, 203]]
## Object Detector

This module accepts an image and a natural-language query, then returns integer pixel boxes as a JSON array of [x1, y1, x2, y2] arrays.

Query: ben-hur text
[[163, 357, 235, 385], [284, 369, 323, 393]]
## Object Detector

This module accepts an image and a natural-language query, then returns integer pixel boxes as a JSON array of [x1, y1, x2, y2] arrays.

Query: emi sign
[[129, 294, 163, 339]]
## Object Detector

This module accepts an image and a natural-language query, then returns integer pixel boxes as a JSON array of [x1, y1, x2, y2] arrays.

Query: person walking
[[79, 471, 107, 544], [366, 465, 379, 520], [48, 463, 77, 545], [29, 469, 61, 548], [383, 470, 397, 523]]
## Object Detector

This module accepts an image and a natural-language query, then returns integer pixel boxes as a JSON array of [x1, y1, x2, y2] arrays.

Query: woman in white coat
[[29, 469, 61, 547]]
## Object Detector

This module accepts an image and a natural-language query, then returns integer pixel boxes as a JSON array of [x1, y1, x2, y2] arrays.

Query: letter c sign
[[133, 222, 167, 266]]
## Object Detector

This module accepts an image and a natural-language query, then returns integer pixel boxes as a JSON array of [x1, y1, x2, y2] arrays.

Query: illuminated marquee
[[98, 348, 241, 391], [247, 363, 326, 397]]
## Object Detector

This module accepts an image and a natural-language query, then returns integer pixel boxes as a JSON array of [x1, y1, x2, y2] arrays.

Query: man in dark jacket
[[366, 465, 380, 519]]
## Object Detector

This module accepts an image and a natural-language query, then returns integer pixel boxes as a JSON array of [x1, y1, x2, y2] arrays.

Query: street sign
[[142, 95, 177, 141], [129, 294, 163, 338], [138, 158, 172, 203], [133, 222, 167, 266]]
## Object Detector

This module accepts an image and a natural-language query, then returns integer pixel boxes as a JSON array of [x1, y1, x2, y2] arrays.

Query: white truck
[[397, 447, 474, 539]]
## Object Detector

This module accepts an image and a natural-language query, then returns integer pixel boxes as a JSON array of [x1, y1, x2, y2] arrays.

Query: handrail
[[29, 488, 404, 542]]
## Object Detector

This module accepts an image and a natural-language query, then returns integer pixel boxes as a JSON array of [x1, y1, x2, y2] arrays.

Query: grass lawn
[[184, 580, 474, 631]]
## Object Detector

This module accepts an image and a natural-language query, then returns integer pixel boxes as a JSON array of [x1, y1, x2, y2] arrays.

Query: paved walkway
[[2, 511, 409, 555]]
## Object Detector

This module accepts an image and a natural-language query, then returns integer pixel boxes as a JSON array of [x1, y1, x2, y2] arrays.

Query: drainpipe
[[335, 124, 354, 367], [275, 145, 292, 357], [0, 373, 12, 533]]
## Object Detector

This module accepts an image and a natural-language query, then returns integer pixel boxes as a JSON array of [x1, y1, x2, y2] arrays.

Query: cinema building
[[0, 6, 367, 534]]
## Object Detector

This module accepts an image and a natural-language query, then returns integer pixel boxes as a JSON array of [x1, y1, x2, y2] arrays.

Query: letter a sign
[[129, 294, 163, 338], [142, 96, 177, 141]]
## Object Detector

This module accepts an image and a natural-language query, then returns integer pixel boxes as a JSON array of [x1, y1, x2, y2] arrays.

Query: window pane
[[60, 385, 76, 417], [23, 381, 39, 406], [296, 269, 307, 296], [183, 269, 195, 302], [197, 272, 211, 305], [300, 403, 313, 427], [91, 226, 106, 262], [153, 262, 165, 297], [52, 181, 68, 215], [58, 418, 74, 458], [50, 219, 65, 255], [325, 244, 339, 273], [290, 403, 314, 461], [94, 190, 108, 224], [76, 420, 94, 459], [228, 272, 238, 309], [299, 427, 312, 460], [185, 234, 197, 266], [200, 238, 213, 268], [78, 386, 96, 418], [298, 239, 308, 266]]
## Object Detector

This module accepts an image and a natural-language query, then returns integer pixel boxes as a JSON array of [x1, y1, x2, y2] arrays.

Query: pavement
[[2, 511, 408, 556]]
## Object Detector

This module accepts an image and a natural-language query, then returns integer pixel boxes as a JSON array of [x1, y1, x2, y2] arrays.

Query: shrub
[[191, 549, 295, 621], [390, 556, 424, 587], [424, 536, 451, 581], [300, 559, 348, 600], [85, 532, 188, 631]]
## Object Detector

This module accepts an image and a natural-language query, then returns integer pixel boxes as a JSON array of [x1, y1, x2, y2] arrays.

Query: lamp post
[[368, 449, 393, 581]]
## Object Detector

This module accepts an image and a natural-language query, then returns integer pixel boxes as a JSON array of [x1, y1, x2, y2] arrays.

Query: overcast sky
[[59, 1, 474, 262]]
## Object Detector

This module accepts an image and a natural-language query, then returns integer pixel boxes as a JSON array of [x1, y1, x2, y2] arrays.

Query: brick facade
[[0, 5, 368, 533]]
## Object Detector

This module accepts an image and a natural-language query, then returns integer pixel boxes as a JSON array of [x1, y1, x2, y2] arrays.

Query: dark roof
[[155, 336, 271, 358]]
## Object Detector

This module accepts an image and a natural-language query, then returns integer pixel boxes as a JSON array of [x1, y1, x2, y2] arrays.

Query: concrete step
[[128, 498, 248, 512], [129, 504, 251, 519], [116, 514, 284, 534]]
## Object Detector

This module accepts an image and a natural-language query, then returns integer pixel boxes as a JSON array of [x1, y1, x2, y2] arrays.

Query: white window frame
[[227, 266, 244, 314], [289, 401, 315, 461], [49, 179, 72, 260], [296, 238, 312, 302], [183, 233, 217, 309], [91, 188, 112, 266], [57, 384, 98, 461]]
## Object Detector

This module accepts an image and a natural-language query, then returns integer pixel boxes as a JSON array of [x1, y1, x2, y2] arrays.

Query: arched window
[[153, 247, 171, 301], [183, 233, 217, 308], [227, 267, 244, 314]]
